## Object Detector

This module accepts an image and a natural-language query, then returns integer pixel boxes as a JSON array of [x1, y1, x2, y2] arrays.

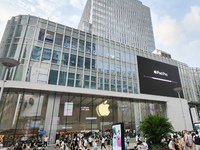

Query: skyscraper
[[78, 0, 155, 52]]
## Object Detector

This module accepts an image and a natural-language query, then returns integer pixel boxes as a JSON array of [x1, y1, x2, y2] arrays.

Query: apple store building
[[0, 15, 196, 145]]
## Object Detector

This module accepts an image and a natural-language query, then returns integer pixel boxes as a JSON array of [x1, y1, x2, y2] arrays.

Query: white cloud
[[151, 9, 200, 67], [70, 0, 87, 9], [182, 6, 200, 32]]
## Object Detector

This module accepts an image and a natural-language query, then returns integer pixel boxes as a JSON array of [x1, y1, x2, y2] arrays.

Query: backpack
[[194, 135, 200, 145]]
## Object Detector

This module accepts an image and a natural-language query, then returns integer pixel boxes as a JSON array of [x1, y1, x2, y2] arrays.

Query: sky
[[0, 0, 199, 67]]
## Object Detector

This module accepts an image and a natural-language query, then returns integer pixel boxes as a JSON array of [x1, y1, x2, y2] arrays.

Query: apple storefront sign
[[96, 100, 110, 117], [112, 123, 125, 150]]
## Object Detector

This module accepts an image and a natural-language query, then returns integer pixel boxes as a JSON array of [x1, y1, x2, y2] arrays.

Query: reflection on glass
[[52, 50, 61, 64], [98, 61, 103, 72], [62, 52, 69, 65], [86, 42, 91, 53], [64, 36, 70, 48], [79, 40, 84, 51], [84, 75, 89, 88], [45, 30, 54, 43], [76, 74, 83, 87], [104, 62, 109, 73], [92, 43, 97, 55], [72, 38, 78, 50], [123, 81, 127, 92], [48, 70, 58, 85], [42, 48, 51, 62], [31, 46, 42, 60], [117, 80, 121, 92], [91, 76, 96, 89], [55, 33, 63, 45], [25, 26, 35, 39], [104, 78, 109, 90], [59, 71, 66, 86], [104, 47, 109, 57], [78, 56, 83, 68], [98, 77, 103, 90], [92, 59, 96, 70], [98, 45, 103, 56], [117, 65, 121, 75], [85, 58, 90, 69], [70, 54, 76, 66], [38, 28, 45, 41], [67, 73, 75, 87], [111, 79, 116, 91]]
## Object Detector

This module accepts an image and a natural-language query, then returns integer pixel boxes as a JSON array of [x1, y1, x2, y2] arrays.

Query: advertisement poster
[[64, 102, 73, 116], [112, 123, 125, 150]]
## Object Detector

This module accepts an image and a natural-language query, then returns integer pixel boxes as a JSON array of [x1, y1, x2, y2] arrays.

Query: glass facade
[[0, 90, 166, 146], [78, 0, 155, 52]]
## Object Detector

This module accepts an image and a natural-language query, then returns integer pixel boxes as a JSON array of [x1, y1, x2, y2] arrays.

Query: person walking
[[101, 136, 106, 150], [193, 131, 200, 150]]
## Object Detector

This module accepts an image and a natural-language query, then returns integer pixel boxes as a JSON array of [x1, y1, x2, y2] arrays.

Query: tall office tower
[[78, 0, 156, 52]]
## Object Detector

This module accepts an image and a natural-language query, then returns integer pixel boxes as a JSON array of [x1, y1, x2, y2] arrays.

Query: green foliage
[[138, 114, 174, 145]]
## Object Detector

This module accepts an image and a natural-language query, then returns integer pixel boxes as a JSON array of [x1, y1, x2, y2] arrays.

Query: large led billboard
[[137, 56, 183, 98]]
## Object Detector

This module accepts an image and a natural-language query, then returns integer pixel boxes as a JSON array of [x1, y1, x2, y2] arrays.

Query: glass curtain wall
[[0, 90, 166, 146]]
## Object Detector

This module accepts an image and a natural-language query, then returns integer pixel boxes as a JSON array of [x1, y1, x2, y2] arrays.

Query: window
[[48, 70, 58, 85], [117, 64, 121, 75], [104, 62, 109, 73], [92, 43, 97, 55], [91, 76, 96, 89], [41, 48, 51, 62], [122, 52, 125, 61], [77, 56, 83, 68], [104, 47, 109, 57], [55, 33, 63, 45], [67, 73, 75, 87], [76, 74, 83, 87], [84, 75, 89, 88], [104, 78, 109, 91], [98, 77, 103, 90], [52, 50, 61, 64], [59, 71, 66, 86], [111, 63, 115, 74], [98, 61, 103, 72], [122, 65, 126, 76], [72, 38, 78, 50], [117, 80, 121, 92], [111, 79, 116, 91], [85, 58, 90, 69], [31, 46, 42, 60], [70, 54, 76, 66], [64, 36, 70, 48], [38, 29, 45, 41], [79, 40, 84, 51], [110, 49, 115, 59], [123, 81, 127, 92], [98, 45, 103, 56], [92, 59, 97, 70], [116, 50, 120, 60], [86, 42, 91, 53], [45, 30, 54, 43], [62, 52, 69, 65]]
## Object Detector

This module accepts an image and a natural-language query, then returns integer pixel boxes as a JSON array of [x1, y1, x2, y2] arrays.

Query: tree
[[138, 114, 174, 148]]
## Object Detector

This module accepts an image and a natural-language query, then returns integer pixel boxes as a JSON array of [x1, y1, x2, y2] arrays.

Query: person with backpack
[[193, 131, 200, 150], [185, 132, 193, 150]]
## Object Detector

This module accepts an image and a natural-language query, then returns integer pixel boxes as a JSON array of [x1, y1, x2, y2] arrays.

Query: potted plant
[[138, 114, 174, 149]]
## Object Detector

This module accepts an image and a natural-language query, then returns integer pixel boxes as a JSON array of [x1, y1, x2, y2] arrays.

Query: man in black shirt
[[37, 139, 43, 147]]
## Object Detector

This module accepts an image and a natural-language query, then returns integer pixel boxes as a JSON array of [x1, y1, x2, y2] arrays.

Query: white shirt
[[93, 142, 97, 148], [143, 142, 148, 149], [102, 138, 105, 143], [89, 137, 92, 142], [44, 137, 48, 142], [168, 141, 174, 149], [0, 143, 3, 148], [61, 141, 65, 148]]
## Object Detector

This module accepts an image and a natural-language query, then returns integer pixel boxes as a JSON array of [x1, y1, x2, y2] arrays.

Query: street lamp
[[0, 57, 20, 101], [173, 87, 187, 130]]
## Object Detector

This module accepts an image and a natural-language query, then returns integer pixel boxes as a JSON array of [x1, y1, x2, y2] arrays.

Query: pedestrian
[[93, 140, 98, 150], [44, 135, 49, 147], [101, 136, 106, 150], [193, 131, 200, 150], [107, 135, 111, 149], [7, 143, 13, 150]]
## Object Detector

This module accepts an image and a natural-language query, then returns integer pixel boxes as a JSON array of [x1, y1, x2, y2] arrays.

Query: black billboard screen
[[137, 56, 183, 98]]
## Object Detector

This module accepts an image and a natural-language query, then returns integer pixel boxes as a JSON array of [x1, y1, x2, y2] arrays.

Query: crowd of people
[[168, 130, 200, 150]]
